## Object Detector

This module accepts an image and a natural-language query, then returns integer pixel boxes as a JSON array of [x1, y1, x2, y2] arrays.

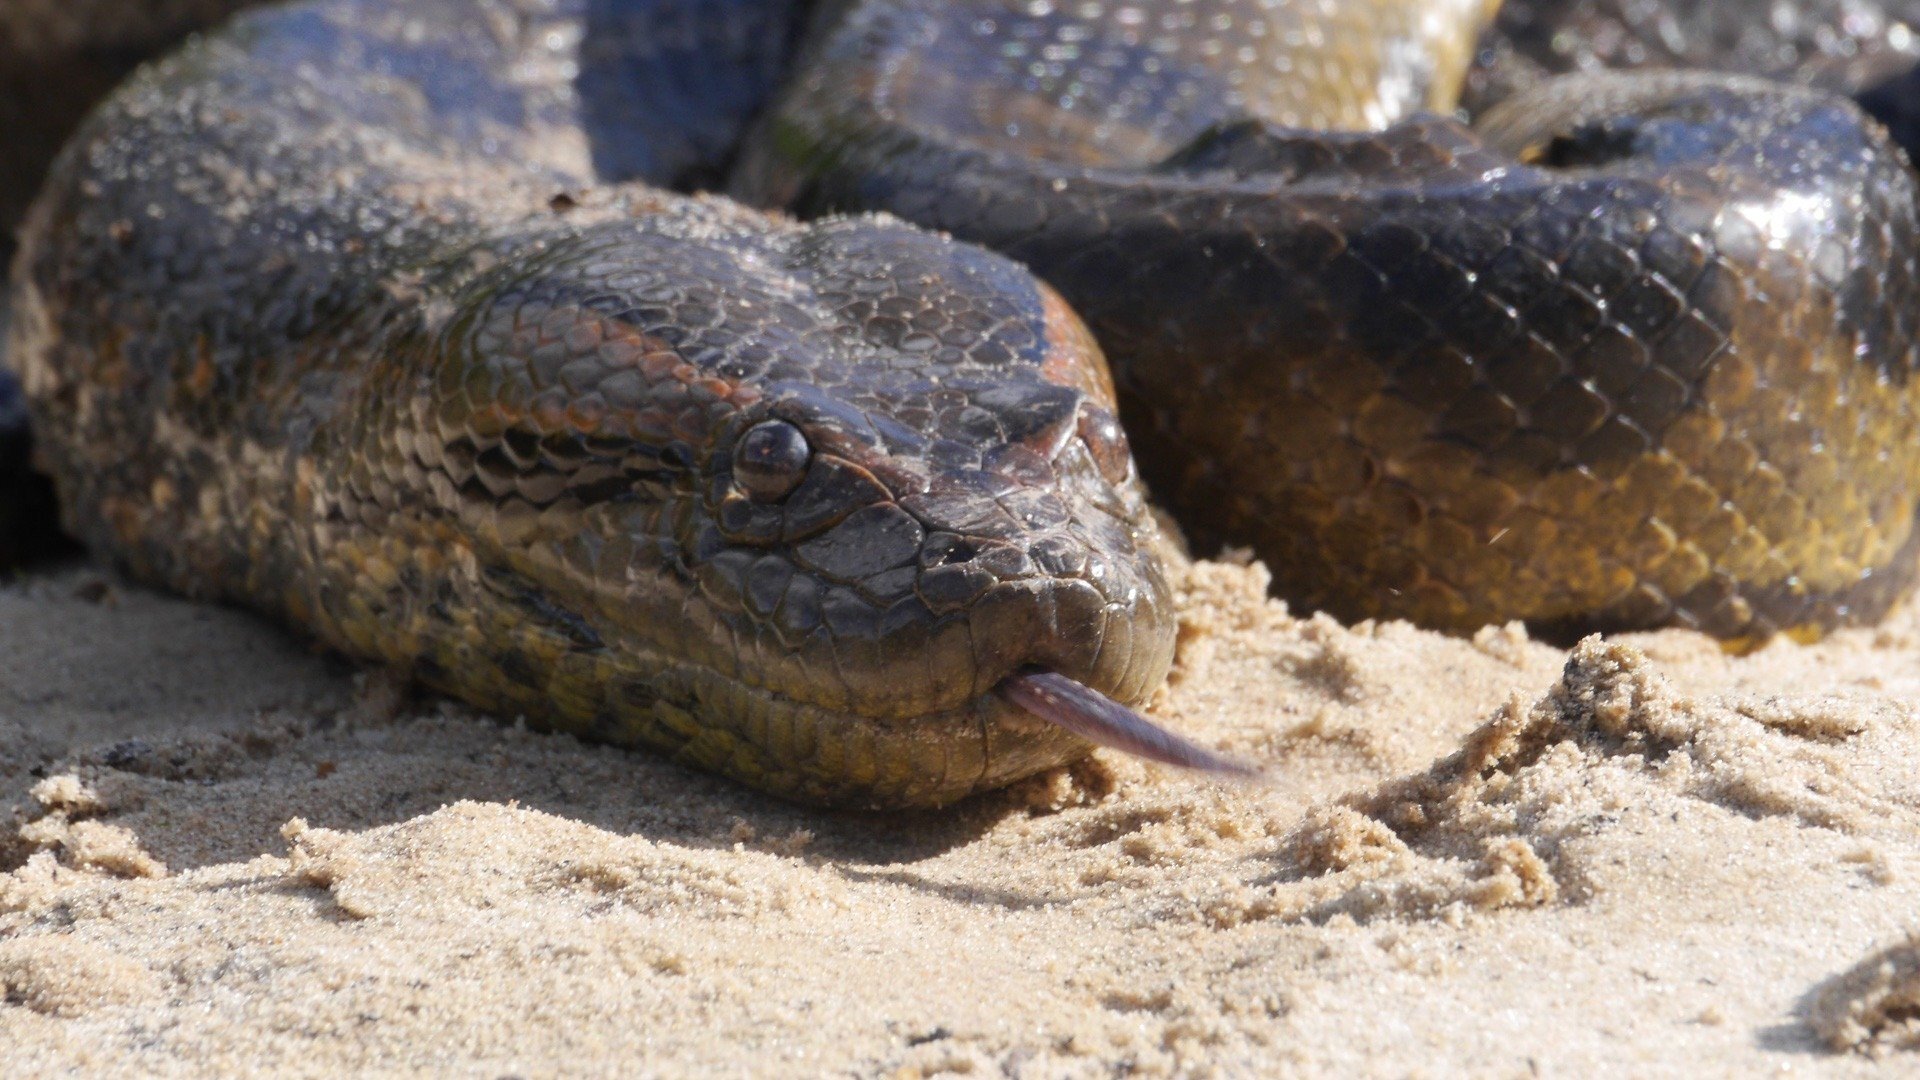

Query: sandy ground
[[1, 551, 1918, 1076]]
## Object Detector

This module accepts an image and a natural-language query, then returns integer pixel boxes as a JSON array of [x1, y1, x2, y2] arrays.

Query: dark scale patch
[[481, 567, 607, 652], [496, 647, 547, 691]]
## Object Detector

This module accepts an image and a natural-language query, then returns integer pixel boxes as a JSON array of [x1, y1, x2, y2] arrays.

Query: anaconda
[[7, 0, 1920, 806]]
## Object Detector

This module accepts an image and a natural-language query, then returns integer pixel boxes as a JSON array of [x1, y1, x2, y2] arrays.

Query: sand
[[0, 551, 1916, 1076]]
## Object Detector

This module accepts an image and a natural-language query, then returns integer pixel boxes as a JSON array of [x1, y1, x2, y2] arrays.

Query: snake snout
[[905, 432, 1178, 713], [960, 527, 1171, 701], [953, 480, 1210, 783]]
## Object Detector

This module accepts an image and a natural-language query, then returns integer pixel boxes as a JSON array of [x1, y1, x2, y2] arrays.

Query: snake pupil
[[734, 420, 812, 501]]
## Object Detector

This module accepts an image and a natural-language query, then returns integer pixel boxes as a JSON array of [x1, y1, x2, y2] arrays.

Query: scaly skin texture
[[8, 0, 1175, 808], [737, 0, 1920, 641], [0, 0, 271, 262]]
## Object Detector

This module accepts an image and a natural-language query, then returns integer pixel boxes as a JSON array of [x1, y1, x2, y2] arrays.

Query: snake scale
[[5, 0, 1920, 806]]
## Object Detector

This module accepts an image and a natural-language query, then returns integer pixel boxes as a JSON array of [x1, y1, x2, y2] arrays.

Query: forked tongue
[[996, 671, 1263, 778]]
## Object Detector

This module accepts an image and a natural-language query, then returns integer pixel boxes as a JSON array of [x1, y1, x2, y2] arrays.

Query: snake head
[[398, 206, 1190, 805], [690, 215, 1192, 797]]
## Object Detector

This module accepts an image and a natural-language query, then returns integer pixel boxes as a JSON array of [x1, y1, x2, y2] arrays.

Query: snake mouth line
[[995, 669, 1261, 778]]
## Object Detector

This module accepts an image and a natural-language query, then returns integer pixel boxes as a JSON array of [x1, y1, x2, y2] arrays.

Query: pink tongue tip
[[995, 670, 1263, 778]]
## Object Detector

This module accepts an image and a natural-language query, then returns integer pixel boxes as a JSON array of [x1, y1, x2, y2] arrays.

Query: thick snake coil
[[8, 0, 1920, 806]]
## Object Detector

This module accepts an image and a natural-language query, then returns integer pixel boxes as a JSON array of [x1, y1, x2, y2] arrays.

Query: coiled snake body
[[7, 0, 1920, 805]]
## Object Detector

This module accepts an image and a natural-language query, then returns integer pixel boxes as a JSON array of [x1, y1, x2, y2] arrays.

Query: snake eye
[[1077, 406, 1132, 485], [733, 420, 812, 501]]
